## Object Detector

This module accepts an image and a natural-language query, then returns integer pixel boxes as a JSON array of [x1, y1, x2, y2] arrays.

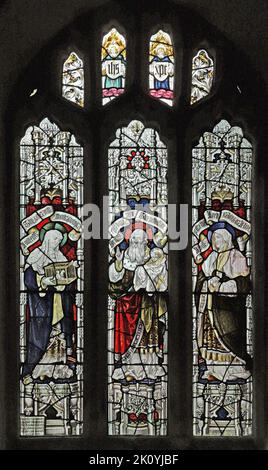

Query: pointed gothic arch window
[[190, 49, 214, 105], [192, 120, 253, 436], [149, 30, 174, 106], [2, 0, 266, 452], [19, 118, 84, 436]]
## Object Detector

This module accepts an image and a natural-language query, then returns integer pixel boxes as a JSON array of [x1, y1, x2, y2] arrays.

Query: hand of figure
[[208, 276, 221, 292], [42, 276, 56, 287]]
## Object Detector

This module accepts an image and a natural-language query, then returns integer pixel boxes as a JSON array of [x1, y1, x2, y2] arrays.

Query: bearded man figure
[[22, 229, 76, 383], [109, 228, 168, 382]]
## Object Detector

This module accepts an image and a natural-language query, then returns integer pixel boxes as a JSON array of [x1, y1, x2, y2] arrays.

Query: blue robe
[[22, 266, 75, 377]]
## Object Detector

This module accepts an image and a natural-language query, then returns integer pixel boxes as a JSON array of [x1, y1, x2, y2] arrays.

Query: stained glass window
[[62, 52, 84, 107], [191, 49, 214, 105], [20, 118, 84, 436], [108, 120, 168, 435], [192, 119, 253, 436], [102, 28, 126, 106], [149, 30, 174, 107]]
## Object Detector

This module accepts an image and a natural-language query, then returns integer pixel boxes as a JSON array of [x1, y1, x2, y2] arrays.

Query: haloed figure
[[109, 229, 168, 382], [195, 225, 252, 382], [22, 229, 75, 384]]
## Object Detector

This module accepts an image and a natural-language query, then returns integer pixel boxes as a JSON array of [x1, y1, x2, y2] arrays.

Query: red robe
[[114, 293, 142, 355]]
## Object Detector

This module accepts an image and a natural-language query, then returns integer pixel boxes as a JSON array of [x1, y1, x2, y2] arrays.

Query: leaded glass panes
[[102, 28, 126, 106], [192, 119, 253, 436], [62, 52, 84, 107], [149, 30, 174, 107], [20, 118, 84, 436], [191, 49, 214, 105], [108, 120, 168, 435]]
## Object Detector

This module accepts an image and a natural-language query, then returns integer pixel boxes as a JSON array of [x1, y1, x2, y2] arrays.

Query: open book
[[44, 260, 77, 285]]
